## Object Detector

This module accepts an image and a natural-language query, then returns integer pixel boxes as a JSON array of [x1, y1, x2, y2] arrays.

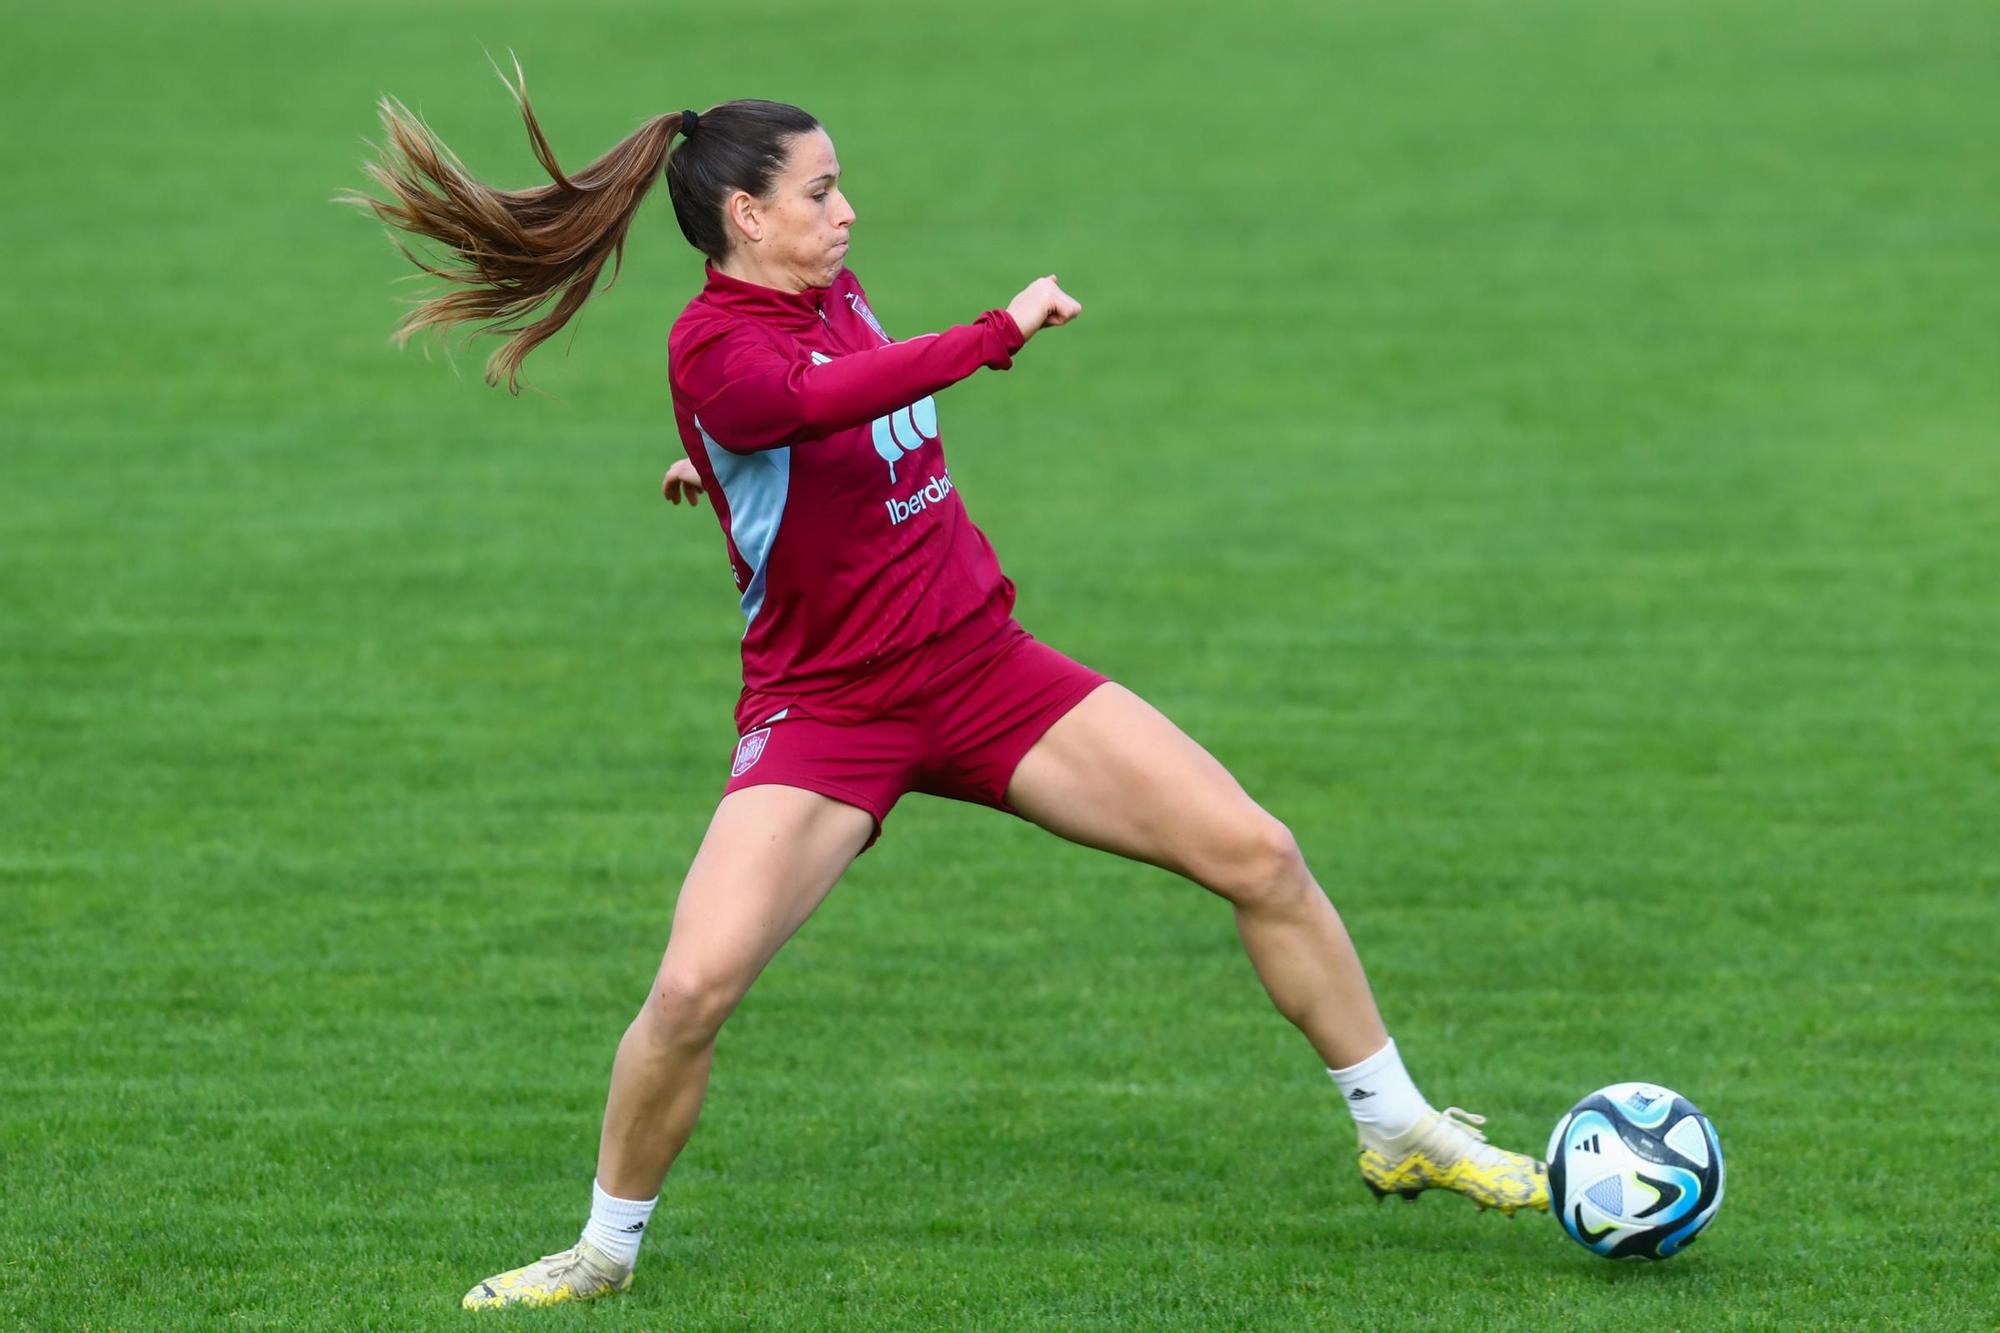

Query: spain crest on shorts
[[731, 726, 772, 777]]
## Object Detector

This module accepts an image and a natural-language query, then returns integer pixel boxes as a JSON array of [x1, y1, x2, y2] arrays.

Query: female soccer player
[[348, 75, 1547, 1312]]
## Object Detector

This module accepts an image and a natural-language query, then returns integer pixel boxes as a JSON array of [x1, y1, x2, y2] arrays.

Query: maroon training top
[[667, 264, 1029, 730]]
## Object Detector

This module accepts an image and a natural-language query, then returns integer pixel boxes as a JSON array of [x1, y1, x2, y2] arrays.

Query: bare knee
[[1196, 812, 1311, 910], [634, 967, 743, 1051]]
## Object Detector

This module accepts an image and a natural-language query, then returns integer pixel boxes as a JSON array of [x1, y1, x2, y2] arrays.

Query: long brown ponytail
[[342, 59, 685, 393]]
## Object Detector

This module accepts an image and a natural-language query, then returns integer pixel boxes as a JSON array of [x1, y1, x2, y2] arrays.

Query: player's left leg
[[1004, 683, 1548, 1213]]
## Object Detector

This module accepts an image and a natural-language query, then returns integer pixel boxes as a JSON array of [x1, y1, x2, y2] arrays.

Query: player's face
[[758, 129, 855, 289]]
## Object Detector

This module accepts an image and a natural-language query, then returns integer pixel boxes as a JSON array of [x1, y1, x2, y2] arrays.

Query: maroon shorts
[[722, 623, 1107, 847]]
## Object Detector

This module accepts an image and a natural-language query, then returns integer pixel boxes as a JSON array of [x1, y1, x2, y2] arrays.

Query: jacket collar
[[700, 262, 827, 333]]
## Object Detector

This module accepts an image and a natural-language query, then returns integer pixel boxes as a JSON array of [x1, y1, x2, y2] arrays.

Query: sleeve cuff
[[977, 308, 1027, 368]]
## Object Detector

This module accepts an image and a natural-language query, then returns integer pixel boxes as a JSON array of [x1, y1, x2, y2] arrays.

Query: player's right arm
[[661, 458, 704, 506], [678, 277, 1082, 454]]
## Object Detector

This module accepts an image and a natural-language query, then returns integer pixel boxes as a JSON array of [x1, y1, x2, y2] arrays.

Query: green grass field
[[5, 0, 1996, 1326]]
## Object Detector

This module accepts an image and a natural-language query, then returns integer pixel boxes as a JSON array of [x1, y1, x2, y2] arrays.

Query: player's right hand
[[662, 458, 704, 507], [1007, 275, 1082, 341]]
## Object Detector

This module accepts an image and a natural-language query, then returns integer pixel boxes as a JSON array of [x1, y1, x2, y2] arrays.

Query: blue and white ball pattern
[[1548, 1082, 1725, 1261]]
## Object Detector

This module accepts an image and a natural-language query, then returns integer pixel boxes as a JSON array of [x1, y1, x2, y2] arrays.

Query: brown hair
[[343, 59, 818, 393]]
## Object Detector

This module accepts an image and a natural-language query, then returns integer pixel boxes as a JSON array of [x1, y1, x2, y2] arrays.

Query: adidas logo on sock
[[1348, 1088, 1376, 1101], [620, 1222, 647, 1233]]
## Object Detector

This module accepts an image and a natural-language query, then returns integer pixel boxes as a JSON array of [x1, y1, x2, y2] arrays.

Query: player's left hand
[[662, 458, 705, 507]]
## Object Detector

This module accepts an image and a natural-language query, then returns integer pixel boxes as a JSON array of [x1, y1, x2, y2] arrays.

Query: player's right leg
[[463, 784, 876, 1311]]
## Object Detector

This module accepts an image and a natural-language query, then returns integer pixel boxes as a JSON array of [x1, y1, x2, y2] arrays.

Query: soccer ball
[[1548, 1082, 1725, 1260]]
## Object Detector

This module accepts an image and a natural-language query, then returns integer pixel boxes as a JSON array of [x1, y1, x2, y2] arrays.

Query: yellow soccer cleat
[[1358, 1107, 1550, 1215], [461, 1239, 634, 1311]]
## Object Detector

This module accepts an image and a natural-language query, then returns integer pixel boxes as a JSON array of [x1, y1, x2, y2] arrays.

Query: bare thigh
[[1002, 682, 1388, 1067], [1003, 683, 1281, 888], [595, 784, 876, 1196], [652, 783, 878, 1008]]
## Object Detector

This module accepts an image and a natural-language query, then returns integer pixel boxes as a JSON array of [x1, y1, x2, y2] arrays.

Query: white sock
[[1327, 1038, 1430, 1141], [579, 1179, 657, 1268]]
